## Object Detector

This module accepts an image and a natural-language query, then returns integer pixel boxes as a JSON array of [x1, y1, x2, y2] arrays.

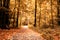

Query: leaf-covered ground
[[32, 27, 60, 40], [0, 28, 45, 40], [0, 26, 60, 40]]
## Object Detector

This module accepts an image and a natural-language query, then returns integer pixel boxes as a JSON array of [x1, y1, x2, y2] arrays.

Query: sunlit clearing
[[21, 25, 28, 29]]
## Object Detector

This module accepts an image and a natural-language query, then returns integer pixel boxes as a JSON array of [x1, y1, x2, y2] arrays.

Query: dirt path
[[0, 28, 45, 40]]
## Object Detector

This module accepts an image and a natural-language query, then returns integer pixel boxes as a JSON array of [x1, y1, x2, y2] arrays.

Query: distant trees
[[0, 0, 10, 8], [3, 0, 10, 8]]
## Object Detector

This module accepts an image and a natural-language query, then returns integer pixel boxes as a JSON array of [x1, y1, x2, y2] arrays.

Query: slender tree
[[34, 0, 37, 27], [57, 0, 60, 25], [39, 0, 41, 28], [17, 0, 20, 27], [51, 0, 54, 28]]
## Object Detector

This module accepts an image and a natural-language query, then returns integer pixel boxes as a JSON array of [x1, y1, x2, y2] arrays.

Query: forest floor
[[0, 27, 60, 40], [0, 28, 45, 40], [32, 27, 60, 40]]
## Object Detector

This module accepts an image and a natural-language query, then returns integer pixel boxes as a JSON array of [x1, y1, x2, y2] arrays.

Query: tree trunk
[[57, 0, 60, 25], [34, 0, 37, 27]]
